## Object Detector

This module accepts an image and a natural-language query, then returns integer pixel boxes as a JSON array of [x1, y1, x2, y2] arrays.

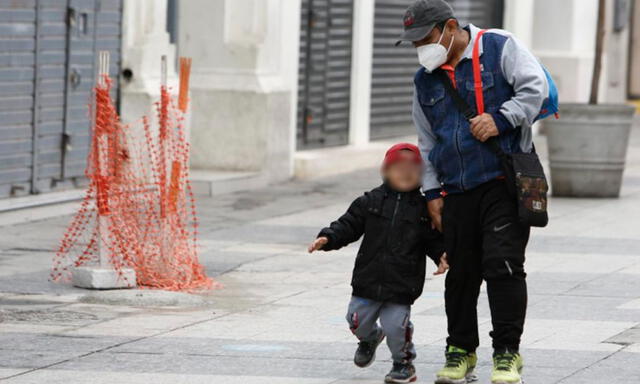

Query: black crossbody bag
[[435, 70, 549, 227]]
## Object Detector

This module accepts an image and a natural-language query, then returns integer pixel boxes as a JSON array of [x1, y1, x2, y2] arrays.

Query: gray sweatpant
[[346, 296, 415, 364]]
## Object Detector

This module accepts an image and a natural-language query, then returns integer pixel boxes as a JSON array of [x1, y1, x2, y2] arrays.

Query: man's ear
[[445, 18, 458, 33]]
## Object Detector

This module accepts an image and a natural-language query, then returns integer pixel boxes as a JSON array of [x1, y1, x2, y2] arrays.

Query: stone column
[[503, 0, 534, 47], [601, 0, 631, 103], [504, 0, 540, 134], [349, 0, 375, 147], [177, 0, 300, 182], [120, 0, 178, 124]]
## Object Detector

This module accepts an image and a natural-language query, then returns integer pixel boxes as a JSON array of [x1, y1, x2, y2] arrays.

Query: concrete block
[[79, 289, 209, 307], [71, 266, 136, 290], [190, 170, 268, 197]]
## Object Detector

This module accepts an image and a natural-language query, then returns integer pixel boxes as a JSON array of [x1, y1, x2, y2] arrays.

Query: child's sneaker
[[353, 330, 385, 368], [435, 345, 478, 384], [491, 349, 523, 384], [385, 362, 417, 383]]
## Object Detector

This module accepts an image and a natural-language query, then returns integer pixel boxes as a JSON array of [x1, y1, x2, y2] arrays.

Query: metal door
[[630, 0, 640, 98], [0, 0, 38, 198], [0, 0, 122, 199], [297, 0, 354, 149], [369, 0, 504, 140]]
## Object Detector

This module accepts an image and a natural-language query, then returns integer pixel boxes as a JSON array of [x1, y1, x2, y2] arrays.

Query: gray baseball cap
[[395, 0, 455, 46]]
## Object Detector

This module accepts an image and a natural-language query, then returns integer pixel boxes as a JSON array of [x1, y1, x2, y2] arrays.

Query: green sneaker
[[491, 350, 523, 384], [434, 345, 478, 384]]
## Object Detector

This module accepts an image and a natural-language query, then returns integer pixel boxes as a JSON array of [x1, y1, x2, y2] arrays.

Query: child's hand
[[308, 237, 328, 253], [433, 252, 449, 275]]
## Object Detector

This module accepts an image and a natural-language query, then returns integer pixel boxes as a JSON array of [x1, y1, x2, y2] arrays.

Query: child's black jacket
[[318, 183, 444, 305]]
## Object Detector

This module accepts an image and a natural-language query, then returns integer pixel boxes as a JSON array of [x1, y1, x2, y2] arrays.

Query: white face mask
[[417, 29, 455, 73]]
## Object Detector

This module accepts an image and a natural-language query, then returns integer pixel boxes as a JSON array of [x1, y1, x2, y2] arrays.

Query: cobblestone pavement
[[1, 125, 639, 383]]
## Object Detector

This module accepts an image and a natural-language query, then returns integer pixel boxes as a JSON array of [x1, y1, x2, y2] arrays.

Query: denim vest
[[414, 32, 521, 193]]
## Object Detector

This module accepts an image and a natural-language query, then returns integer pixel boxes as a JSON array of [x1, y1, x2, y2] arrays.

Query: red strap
[[472, 29, 487, 115]]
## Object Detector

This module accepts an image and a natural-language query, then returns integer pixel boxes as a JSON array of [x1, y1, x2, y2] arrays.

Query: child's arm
[[308, 194, 368, 253], [424, 225, 449, 275], [433, 253, 449, 276]]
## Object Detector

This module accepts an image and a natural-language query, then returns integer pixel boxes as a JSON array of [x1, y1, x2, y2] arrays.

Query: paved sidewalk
[[1, 124, 640, 384]]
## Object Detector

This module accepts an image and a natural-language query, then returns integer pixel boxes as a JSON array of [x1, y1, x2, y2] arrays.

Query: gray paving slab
[[555, 350, 640, 383], [564, 273, 640, 298], [529, 235, 640, 255], [0, 125, 640, 383], [0, 349, 77, 370], [206, 224, 318, 244], [525, 272, 603, 295], [0, 270, 82, 295], [48, 351, 359, 379], [526, 294, 640, 322]]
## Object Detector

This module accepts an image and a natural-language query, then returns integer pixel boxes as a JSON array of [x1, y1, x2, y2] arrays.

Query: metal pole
[[30, 0, 43, 194], [97, 51, 110, 268], [160, 55, 169, 263]]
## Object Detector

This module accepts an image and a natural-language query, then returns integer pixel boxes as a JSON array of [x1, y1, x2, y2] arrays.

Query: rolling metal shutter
[[297, 0, 354, 149], [370, 0, 504, 140], [0, 0, 122, 199], [0, 0, 36, 198]]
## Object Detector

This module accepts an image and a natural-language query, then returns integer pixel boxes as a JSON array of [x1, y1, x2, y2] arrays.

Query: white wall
[[508, 0, 631, 104], [348, 0, 375, 146], [177, 0, 300, 180], [120, 0, 178, 124], [503, 0, 534, 47]]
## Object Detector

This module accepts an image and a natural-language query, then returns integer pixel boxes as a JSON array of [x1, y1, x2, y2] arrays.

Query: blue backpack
[[537, 65, 560, 120]]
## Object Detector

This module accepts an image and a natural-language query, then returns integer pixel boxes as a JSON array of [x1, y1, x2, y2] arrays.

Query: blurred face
[[383, 151, 422, 192]]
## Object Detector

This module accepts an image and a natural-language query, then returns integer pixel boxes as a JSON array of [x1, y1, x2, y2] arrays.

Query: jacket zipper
[[390, 193, 401, 227], [379, 193, 402, 299]]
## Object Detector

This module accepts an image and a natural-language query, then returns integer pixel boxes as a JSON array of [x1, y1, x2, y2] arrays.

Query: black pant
[[443, 179, 529, 352]]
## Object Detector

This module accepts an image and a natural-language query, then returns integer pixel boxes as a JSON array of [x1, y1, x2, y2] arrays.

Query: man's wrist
[[424, 188, 443, 201], [490, 111, 514, 134]]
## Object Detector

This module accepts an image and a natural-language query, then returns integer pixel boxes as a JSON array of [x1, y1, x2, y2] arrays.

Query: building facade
[[173, 0, 639, 187], [0, 0, 638, 202], [0, 0, 122, 200]]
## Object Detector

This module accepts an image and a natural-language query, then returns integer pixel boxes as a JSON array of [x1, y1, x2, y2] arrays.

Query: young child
[[308, 143, 448, 384]]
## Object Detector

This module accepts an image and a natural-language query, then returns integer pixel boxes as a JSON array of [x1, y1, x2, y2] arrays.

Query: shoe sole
[[434, 378, 467, 384], [435, 368, 478, 384], [354, 332, 386, 368], [491, 366, 523, 384], [385, 373, 417, 383]]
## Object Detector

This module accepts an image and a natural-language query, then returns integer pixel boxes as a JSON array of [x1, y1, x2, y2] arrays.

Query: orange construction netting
[[52, 56, 216, 291]]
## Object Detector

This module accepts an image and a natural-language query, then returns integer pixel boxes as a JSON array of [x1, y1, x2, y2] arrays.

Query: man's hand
[[433, 252, 449, 275], [308, 237, 328, 253], [427, 198, 444, 232], [470, 113, 499, 142]]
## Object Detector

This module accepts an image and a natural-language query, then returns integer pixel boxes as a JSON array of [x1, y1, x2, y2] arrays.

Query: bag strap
[[471, 29, 503, 154], [435, 70, 475, 120], [472, 29, 488, 115], [434, 28, 488, 119], [439, 28, 504, 155], [472, 29, 539, 155], [435, 69, 503, 155]]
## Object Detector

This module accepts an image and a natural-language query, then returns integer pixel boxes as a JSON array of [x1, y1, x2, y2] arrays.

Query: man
[[396, 1, 548, 384]]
